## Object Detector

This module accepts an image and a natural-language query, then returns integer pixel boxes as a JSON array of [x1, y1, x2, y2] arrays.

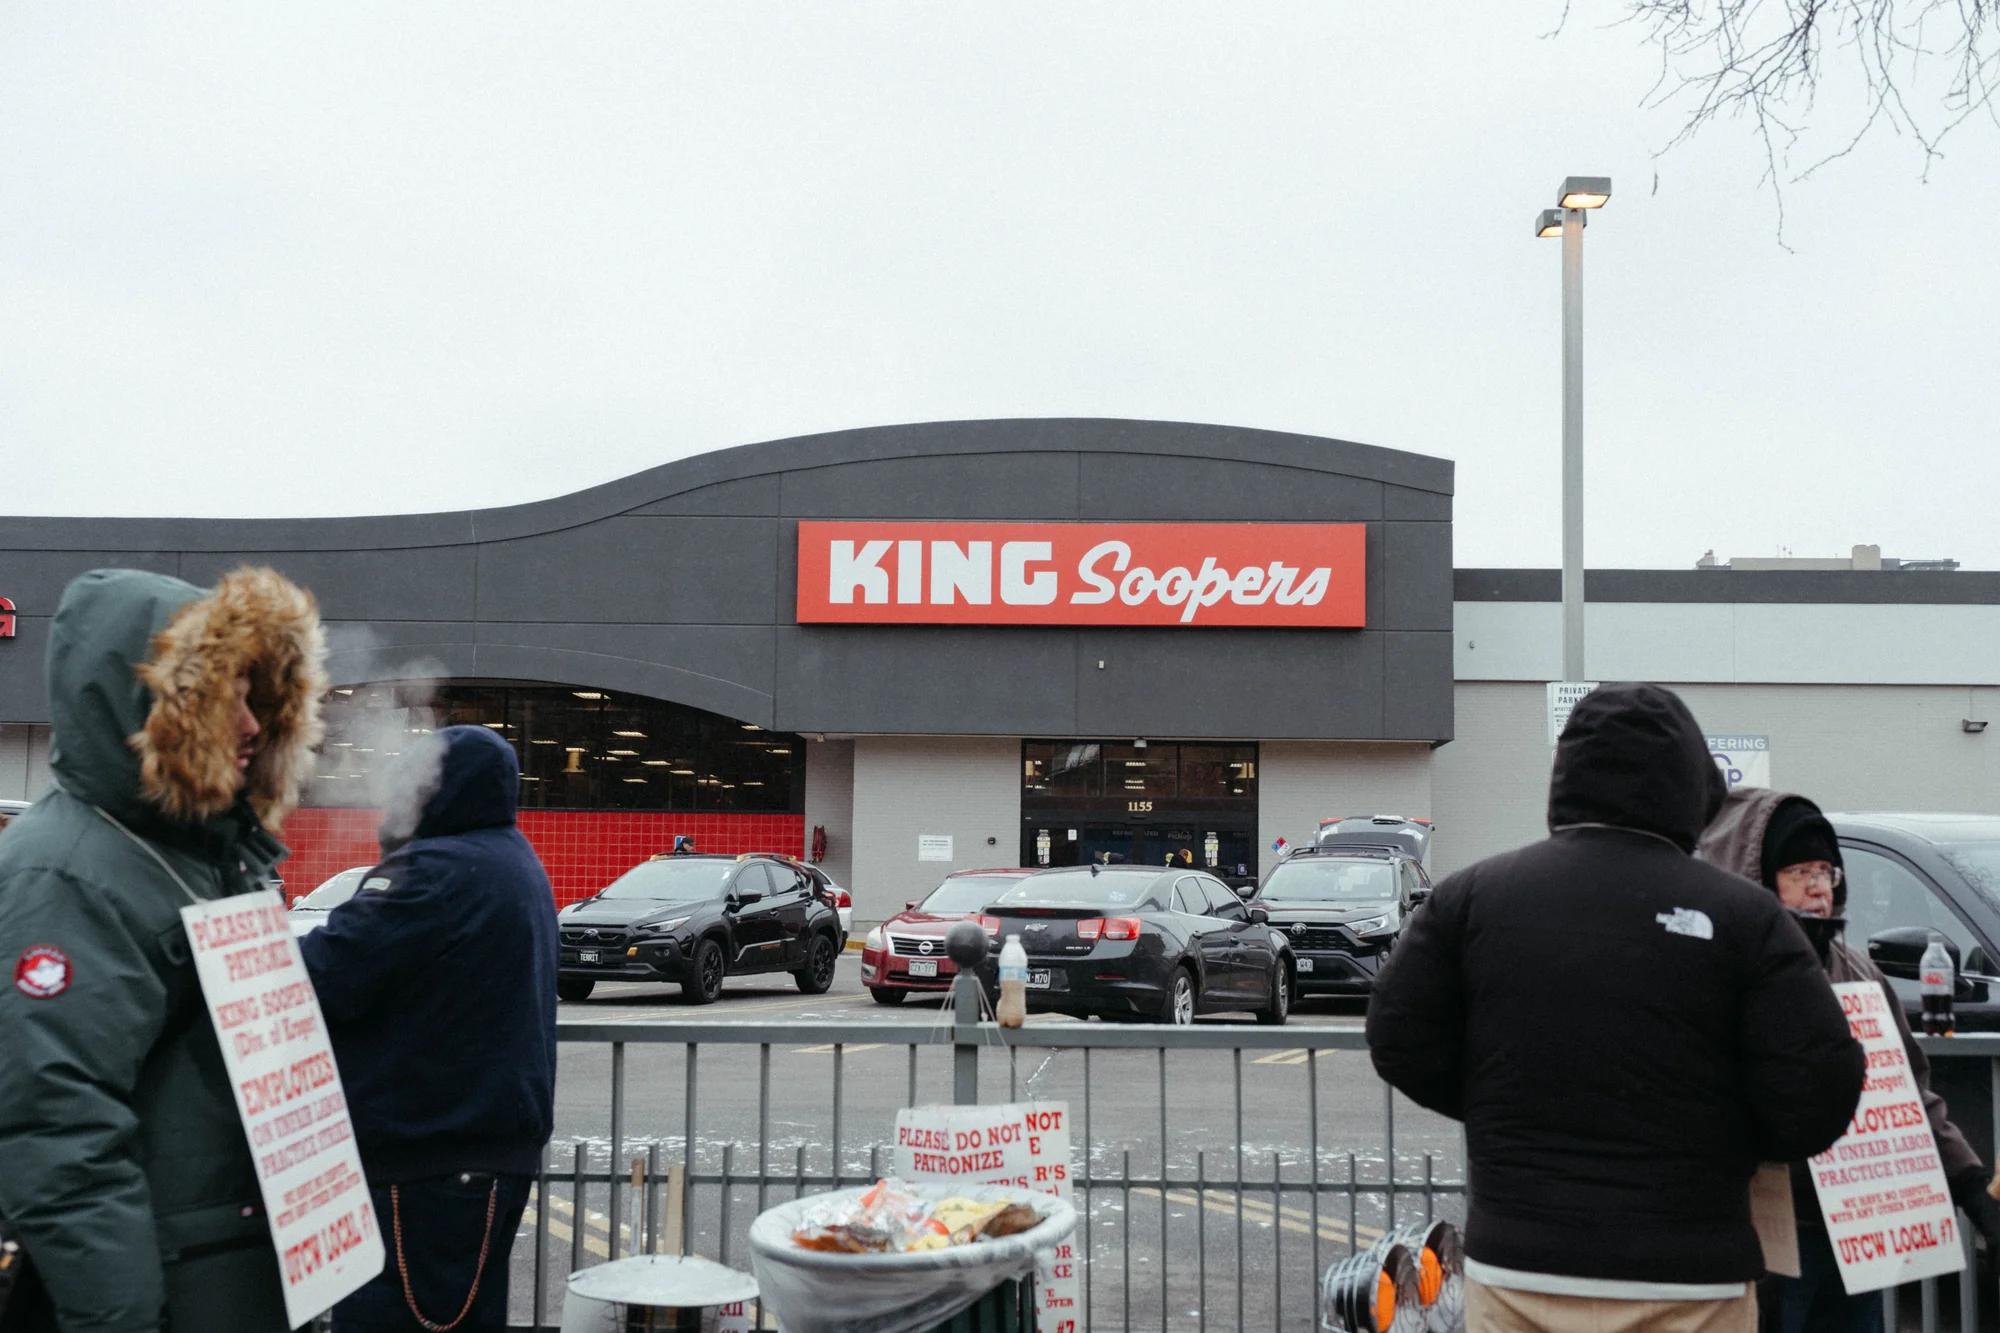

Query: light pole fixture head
[[1534, 208, 1565, 238], [1558, 176, 1612, 209]]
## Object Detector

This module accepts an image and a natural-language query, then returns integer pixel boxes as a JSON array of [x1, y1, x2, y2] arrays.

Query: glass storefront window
[[308, 681, 803, 814], [1024, 742, 1103, 796], [1179, 746, 1257, 801], [1021, 741, 1258, 805], [1100, 743, 1176, 797]]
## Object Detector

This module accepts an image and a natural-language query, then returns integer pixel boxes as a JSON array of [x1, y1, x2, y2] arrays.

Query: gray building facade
[[0, 418, 1455, 917]]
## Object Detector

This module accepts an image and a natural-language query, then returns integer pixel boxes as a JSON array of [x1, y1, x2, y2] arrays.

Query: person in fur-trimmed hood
[[1700, 787, 2000, 1333], [0, 567, 326, 1333]]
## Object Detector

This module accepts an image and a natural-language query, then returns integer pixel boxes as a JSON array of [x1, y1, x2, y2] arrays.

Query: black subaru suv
[[556, 853, 843, 1004], [1250, 845, 1431, 995]]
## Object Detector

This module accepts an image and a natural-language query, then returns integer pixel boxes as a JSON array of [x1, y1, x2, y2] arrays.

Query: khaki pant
[[1467, 1277, 1757, 1333]]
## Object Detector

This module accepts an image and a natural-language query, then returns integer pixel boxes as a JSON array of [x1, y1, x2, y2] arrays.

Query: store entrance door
[[1029, 820, 1256, 880]]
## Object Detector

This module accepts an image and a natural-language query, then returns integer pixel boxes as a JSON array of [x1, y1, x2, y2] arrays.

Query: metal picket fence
[[510, 1023, 2000, 1332], [513, 1019, 1463, 1331]]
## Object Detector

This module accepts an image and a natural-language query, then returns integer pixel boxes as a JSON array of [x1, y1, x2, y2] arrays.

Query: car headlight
[[638, 916, 690, 938], [864, 927, 884, 952], [1347, 912, 1397, 937]]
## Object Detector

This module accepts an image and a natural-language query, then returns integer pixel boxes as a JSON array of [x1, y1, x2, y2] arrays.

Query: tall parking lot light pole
[[1536, 176, 1611, 682]]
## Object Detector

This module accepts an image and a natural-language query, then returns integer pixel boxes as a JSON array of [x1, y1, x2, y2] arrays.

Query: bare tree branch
[[1605, 0, 2000, 233]]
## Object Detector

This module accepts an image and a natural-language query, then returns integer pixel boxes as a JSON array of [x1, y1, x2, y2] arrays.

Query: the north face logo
[[1657, 908, 1714, 940]]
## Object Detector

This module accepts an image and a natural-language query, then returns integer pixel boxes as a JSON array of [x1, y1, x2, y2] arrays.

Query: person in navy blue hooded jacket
[[301, 724, 558, 1333]]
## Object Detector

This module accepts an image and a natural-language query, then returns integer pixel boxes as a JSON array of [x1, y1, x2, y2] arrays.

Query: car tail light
[[1075, 917, 1142, 941], [976, 915, 1002, 936], [834, 888, 852, 909]]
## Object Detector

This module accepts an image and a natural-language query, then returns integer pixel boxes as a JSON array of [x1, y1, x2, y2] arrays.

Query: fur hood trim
[[131, 566, 328, 827]]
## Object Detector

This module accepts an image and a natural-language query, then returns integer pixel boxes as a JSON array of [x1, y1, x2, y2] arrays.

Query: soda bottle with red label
[[1919, 937, 1956, 1036]]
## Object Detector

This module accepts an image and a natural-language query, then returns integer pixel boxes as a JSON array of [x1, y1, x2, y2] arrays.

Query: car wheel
[[795, 933, 838, 994], [870, 987, 908, 1006], [1157, 969, 1197, 1025], [556, 978, 595, 1003], [1256, 963, 1291, 1025], [682, 939, 725, 1005]]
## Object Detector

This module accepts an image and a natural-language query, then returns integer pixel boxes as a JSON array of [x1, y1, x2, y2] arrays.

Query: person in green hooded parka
[[0, 567, 328, 1333]]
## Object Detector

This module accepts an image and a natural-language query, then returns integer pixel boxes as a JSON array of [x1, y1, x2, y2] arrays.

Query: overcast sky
[[4, 4, 1995, 569]]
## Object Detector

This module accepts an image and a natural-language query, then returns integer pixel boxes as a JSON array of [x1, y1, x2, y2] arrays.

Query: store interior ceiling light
[[572, 691, 605, 700], [642, 760, 671, 766], [613, 730, 646, 738], [607, 749, 638, 756], [671, 769, 694, 775], [532, 738, 559, 745], [741, 723, 762, 731]]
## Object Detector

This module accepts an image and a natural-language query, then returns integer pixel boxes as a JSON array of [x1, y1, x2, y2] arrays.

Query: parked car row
[[864, 863, 1297, 1024]]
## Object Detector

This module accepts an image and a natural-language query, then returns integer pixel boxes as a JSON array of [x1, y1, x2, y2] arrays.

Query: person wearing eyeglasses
[[1701, 788, 2000, 1333]]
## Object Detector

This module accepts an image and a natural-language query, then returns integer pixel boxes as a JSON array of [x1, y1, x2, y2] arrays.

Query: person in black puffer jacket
[[300, 725, 557, 1333], [1367, 682, 1866, 1333]]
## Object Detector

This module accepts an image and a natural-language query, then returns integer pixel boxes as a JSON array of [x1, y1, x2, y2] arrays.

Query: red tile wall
[[280, 808, 806, 908]]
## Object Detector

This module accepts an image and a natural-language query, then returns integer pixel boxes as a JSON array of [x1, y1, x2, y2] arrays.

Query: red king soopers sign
[[796, 522, 1365, 628]]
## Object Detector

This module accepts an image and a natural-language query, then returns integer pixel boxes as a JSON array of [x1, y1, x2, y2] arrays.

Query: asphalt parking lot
[[509, 954, 1451, 1330]]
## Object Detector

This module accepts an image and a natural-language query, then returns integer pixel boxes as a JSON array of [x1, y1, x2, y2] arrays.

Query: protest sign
[[1811, 980, 1965, 1294], [894, 1101, 1078, 1332], [181, 889, 383, 1326]]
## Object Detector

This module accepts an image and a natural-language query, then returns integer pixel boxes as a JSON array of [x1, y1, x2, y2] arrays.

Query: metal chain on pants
[[391, 1181, 499, 1333]]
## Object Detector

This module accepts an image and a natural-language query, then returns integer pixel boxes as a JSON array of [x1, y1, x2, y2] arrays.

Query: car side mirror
[[906, 900, 921, 911], [1247, 906, 1269, 925], [1867, 926, 1956, 981], [729, 889, 764, 908], [1232, 883, 1256, 900], [1410, 888, 1431, 905]]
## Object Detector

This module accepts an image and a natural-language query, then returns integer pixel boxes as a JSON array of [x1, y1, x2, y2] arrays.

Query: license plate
[[1296, 958, 1314, 973], [1027, 969, 1052, 990], [907, 959, 938, 978], [579, 950, 600, 964]]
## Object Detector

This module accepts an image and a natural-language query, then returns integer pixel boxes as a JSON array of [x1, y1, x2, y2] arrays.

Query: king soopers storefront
[[0, 419, 1455, 921]]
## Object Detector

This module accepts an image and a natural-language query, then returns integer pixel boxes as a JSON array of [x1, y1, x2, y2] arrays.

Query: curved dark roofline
[[2, 417, 1451, 553]]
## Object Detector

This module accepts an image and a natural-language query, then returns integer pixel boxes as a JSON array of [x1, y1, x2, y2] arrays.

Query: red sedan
[[860, 869, 1030, 1004]]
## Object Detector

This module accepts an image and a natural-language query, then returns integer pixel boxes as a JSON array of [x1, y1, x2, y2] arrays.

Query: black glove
[[1949, 1167, 2000, 1251]]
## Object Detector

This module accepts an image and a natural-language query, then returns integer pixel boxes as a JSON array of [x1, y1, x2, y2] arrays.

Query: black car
[[556, 853, 843, 1004], [973, 864, 1294, 1024], [1251, 846, 1430, 994]]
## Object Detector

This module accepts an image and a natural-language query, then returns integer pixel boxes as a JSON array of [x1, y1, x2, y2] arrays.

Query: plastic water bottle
[[997, 934, 1028, 1029], [1920, 938, 1956, 1036]]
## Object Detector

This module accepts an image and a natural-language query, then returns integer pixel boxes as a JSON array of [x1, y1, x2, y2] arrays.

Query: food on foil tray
[[791, 1180, 1045, 1254]]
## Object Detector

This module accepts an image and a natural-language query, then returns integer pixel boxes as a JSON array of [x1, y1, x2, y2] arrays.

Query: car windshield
[[923, 875, 1029, 914], [298, 868, 368, 910], [1261, 859, 1398, 902], [1936, 839, 2000, 908], [991, 870, 1161, 910], [598, 859, 735, 901]]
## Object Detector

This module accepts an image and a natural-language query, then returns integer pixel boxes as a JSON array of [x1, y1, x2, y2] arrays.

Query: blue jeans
[[331, 1174, 530, 1333], [1762, 1226, 1883, 1333]]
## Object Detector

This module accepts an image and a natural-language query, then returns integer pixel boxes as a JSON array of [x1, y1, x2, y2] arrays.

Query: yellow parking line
[[1252, 1048, 1311, 1065], [1129, 1186, 1385, 1245]]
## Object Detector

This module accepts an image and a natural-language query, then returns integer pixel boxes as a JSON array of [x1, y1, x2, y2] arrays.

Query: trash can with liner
[[748, 1181, 1077, 1333]]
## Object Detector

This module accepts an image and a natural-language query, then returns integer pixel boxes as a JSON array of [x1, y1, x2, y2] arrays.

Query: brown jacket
[[1700, 787, 1981, 1198]]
